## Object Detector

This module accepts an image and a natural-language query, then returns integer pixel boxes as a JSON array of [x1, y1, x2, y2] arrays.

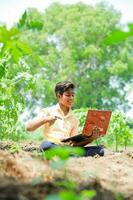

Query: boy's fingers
[[55, 116, 62, 120], [65, 140, 74, 146]]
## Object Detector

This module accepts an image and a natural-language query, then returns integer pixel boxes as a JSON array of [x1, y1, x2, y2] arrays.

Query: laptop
[[61, 109, 112, 143]]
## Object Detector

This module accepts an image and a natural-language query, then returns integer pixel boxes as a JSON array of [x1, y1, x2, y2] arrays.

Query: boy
[[26, 81, 104, 156]]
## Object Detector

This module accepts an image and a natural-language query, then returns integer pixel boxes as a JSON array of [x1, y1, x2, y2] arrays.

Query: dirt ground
[[0, 141, 133, 200]]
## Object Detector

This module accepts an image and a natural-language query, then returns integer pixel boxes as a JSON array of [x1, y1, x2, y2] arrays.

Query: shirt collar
[[56, 103, 73, 118]]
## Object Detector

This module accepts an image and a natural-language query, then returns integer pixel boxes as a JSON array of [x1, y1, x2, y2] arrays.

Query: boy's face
[[58, 88, 74, 108]]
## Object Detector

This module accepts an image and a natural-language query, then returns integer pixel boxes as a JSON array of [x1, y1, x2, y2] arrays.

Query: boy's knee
[[85, 146, 104, 157], [99, 147, 104, 156], [40, 141, 56, 151]]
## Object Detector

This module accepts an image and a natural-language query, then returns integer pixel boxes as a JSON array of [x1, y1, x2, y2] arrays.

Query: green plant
[[73, 108, 88, 132], [108, 112, 133, 151], [39, 146, 84, 161], [45, 189, 96, 200], [9, 142, 22, 153], [0, 25, 34, 141]]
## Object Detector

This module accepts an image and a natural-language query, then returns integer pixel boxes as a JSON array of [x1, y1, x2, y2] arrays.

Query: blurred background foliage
[[0, 2, 133, 143]]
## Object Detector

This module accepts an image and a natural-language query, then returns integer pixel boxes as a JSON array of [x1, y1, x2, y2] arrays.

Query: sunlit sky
[[0, 0, 133, 117], [0, 0, 133, 28]]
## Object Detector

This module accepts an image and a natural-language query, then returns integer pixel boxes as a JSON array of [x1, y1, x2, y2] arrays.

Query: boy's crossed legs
[[40, 141, 104, 157]]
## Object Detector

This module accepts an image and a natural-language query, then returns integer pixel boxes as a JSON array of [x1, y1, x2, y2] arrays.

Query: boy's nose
[[70, 95, 74, 100]]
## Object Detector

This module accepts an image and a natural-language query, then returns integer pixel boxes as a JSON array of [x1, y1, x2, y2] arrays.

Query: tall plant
[[0, 25, 34, 140]]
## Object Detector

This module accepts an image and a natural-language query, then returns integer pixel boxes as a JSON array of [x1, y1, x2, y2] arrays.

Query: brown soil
[[0, 141, 133, 200]]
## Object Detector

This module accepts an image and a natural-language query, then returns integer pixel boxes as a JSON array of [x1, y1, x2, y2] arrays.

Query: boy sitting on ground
[[26, 81, 104, 156]]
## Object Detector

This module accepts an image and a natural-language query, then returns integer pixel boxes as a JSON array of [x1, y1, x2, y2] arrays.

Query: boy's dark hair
[[55, 81, 75, 97]]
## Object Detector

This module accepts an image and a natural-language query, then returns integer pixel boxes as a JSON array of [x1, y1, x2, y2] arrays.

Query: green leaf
[[80, 190, 96, 199], [59, 190, 78, 200], [11, 47, 23, 62], [0, 26, 19, 43], [17, 10, 27, 28], [16, 41, 32, 54]]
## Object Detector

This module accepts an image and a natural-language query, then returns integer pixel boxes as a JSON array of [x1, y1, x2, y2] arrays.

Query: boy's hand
[[45, 116, 62, 126], [65, 140, 74, 146], [91, 126, 100, 139]]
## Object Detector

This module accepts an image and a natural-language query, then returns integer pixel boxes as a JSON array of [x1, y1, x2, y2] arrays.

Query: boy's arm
[[70, 126, 100, 147], [26, 115, 60, 132]]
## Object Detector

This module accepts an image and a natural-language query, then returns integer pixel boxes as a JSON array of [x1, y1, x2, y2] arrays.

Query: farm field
[[0, 141, 133, 200]]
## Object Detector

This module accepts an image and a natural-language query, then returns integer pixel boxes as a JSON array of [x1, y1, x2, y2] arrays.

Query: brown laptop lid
[[82, 110, 112, 137]]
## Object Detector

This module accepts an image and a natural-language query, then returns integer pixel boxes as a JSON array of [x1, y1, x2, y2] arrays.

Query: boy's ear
[[57, 93, 61, 98]]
